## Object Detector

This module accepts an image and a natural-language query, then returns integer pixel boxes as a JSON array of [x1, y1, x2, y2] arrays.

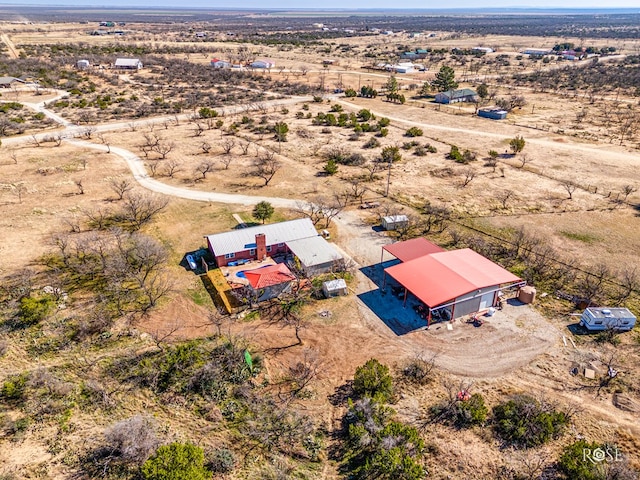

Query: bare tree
[[120, 193, 170, 230], [221, 138, 235, 155], [252, 151, 281, 186], [164, 160, 182, 178], [128, 121, 138, 132], [108, 178, 134, 201], [192, 123, 205, 137], [147, 159, 162, 177], [281, 349, 322, 400], [152, 140, 175, 160], [195, 159, 215, 180], [239, 141, 251, 155], [621, 184, 637, 202], [11, 182, 27, 203], [9, 149, 18, 165], [81, 127, 96, 139], [74, 179, 85, 195], [347, 177, 367, 204], [200, 141, 212, 154], [561, 179, 578, 200], [518, 153, 532, 169], [96, 132, 111, 153], [31, 134, 41, 147], [460, 167, 477, 188], [363, 161, 382, 182], [499, 190, 514, 209]]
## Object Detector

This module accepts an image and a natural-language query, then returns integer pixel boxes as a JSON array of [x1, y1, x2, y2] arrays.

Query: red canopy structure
[[244, 264, 295, 289], [384, 246, 523, 320], [382, 237, 445, 263]]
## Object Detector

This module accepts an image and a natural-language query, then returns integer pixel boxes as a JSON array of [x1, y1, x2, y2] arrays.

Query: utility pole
[[385, 156, 392, 197]]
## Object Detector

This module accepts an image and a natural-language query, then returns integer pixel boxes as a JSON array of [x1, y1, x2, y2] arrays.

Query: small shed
[[478, 107, 507, 120], [381, 215, 408, 231], [322, 279, 348, 298], [77, 59, 90, 69]]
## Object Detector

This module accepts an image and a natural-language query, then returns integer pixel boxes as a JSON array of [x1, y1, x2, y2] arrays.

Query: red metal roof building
[[383, 240, 523, 322]]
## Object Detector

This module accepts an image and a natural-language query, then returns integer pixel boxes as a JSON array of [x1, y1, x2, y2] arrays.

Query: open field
[[1, 10, 639, 480]]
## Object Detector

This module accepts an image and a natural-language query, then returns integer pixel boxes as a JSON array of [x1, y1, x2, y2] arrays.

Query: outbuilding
[[478, 107, 507, 120], [114, 58, 143, 70], [381, 215, 409, 231], [322, 279, 348, 298], [383, 238, 524, 322], [76, 59, 90, 69]]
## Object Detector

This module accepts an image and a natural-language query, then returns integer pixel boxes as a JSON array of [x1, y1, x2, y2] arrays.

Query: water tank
[[518, 286, 536, 304]]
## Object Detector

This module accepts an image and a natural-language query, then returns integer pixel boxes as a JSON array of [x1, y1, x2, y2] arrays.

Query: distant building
[[76, 59, 90, 69], [523, 48, 551, 56], [472, 47, 494, 54], [478, 107, 508, 120], [114, 58, 143, 70], [210, 58, 231, 68], [381, 215, 409, 231], [434, 88, 478, 104], [0, 76, 24, 88], [250, 59, 275, 69]]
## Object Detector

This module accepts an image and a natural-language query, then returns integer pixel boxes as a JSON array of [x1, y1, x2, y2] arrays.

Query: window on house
[[225, 253, 235, 259], [250, 249, 256, 255], [266, 246, 272, 252], [277, 243, 285, 247]]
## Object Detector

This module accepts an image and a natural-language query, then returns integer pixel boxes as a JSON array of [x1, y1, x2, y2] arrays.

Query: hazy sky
[[2, 0, 640, 9]]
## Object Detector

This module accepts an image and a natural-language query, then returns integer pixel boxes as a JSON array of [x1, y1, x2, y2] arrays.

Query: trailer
[[579, 307, 636, 332]]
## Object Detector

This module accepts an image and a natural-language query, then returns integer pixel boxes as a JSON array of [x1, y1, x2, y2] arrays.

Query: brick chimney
[[255, 233, 267, 260]]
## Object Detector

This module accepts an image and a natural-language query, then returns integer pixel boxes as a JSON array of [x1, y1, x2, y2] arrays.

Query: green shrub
[[1, 373, 29, 403], [353, 359, 393, 402], [558, 440, 603, 480], [142, 443, 211, 480], [405, 126, 424, 137], [17, 295, 55, 327], [447, 145, 463, 162], [324, 159, 339, 175], [493, 395, 569, 448], [363, 137, 380, 149]]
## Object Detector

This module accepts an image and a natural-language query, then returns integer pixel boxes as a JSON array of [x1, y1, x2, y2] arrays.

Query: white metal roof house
[[286, 236, 344, 276], [0, 76, 25, 88], [205, 218, 318, 267], [114, 58, 143, 70]]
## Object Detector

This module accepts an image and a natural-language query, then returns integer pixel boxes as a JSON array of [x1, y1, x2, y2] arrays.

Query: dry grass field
[[1, 14, 639, 480]]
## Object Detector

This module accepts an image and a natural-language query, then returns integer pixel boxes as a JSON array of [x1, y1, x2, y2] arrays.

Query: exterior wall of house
[[213, 242, 289, 267], [302, 260, 339, 277]]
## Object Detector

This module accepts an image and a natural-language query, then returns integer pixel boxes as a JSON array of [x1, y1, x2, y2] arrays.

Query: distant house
[[0, 76, 24, 89], [250, 59, 275, 69], [76, 59, 90, 69], [114, 58, 143, 70], [478, 107, 507, 120], [195, 32, 207, 38], [210, 58, 231, 68], [434, 88, 478, 104]]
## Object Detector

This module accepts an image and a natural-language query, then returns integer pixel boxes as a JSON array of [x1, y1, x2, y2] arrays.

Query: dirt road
[[0, 32, 19, 59]]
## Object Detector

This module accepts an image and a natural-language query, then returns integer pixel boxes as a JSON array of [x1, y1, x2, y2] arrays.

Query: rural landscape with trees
[[0, 5, 639, 480]]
